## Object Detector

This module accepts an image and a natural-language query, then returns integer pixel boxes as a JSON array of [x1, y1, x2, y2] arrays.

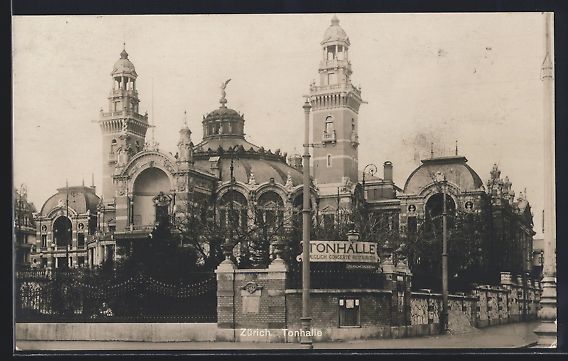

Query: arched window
[[327, 154, 332, 168], [53, 216, 72, 249], [325, 116, 334, 133], [425, 193, 456, 231], [219, 190, 248, 230], [327, 45, 336, 60], [256, 191, 285, 230]]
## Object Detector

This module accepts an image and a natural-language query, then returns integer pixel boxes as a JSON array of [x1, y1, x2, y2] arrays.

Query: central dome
[[201, 105, 246, 141], [321, 15, 350, 46]]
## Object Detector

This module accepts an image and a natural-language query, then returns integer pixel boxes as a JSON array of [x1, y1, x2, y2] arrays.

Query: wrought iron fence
[[15, 268, 217, 323]]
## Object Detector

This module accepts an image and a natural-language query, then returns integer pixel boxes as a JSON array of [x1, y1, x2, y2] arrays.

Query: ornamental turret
[[309, 15, 364, 191], [98, 46, 150, 200], [177, 110, 194, 166]]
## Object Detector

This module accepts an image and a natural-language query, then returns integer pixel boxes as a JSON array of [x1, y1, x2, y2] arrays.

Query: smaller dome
[[111, 48, 137, 77], [321, 15, 350, 46], [41, 186, 100, 216], [403, 156, 485, 195]]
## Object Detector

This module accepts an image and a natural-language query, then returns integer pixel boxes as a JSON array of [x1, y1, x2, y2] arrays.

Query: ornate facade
[[33, 43, 319, 269], [28, 16, 535, 285]]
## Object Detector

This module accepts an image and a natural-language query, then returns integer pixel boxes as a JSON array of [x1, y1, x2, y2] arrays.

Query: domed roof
[[403, 156, 485, 195], [204, 106, 242, 121], [321, 15, 350, 46], [111, 48, 137, 77], [194, 155, 303, 186], [41, 186, 100, 216]]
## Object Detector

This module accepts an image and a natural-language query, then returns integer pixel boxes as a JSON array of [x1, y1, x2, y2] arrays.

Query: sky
[[12, 13, 551, 236]]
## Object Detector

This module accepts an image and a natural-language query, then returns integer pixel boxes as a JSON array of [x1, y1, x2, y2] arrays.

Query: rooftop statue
[[220, 78, 231, 107]]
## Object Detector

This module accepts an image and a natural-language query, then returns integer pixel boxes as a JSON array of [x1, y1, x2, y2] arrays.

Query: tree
[[402, 201, 493, 292]]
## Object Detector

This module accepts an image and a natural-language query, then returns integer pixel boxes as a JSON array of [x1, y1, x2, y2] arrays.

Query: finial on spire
[[183, 109, 188, 127], [455, 140, 458, 156], [331, 14, 340, 25], [120, 44, 128, 59], [430, 142, 434, 158], [220, 78, 231, 107]]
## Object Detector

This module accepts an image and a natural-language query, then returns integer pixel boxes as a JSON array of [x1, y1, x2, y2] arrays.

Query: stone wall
[[215, 258, 288, 342], [284, 289, 393, 341], [408, 272, 541, 332], [215, 255, 541, 343], [410, 292, 477, 333]]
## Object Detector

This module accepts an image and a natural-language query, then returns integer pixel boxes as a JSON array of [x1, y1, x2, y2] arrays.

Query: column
[[534, 12, 556, 348]]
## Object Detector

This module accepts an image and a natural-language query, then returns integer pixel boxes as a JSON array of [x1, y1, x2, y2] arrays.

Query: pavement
[[15, 321, 540, 352]]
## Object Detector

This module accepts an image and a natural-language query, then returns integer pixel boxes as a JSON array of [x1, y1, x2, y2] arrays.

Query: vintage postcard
[[12, 12, 558, 352]]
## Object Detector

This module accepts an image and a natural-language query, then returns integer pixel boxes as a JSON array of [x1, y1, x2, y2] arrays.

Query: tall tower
[[310, 15, 363, 192], [98, 47, 150, 200]]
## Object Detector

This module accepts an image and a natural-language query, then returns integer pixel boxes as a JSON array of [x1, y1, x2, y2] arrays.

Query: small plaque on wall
[[241, 282, 262, 314], [242, 295, 261, 314]]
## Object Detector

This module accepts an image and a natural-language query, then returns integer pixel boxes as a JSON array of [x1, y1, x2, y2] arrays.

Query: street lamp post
[[436, 171, 449, 334], [301, 97, 313, 349]]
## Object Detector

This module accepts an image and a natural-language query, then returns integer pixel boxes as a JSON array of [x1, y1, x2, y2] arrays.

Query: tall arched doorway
[[53, 216, 72, 249], [133, 167, 171, 227], [425, 192, 456, 228]]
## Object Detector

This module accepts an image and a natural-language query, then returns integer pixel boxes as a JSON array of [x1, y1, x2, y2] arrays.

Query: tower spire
[[455, 140, 458, 156]]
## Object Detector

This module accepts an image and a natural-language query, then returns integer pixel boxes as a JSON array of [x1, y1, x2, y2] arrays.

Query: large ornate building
[[32, 44, 316, 269], [29, 16, 535, 286], [14, 185, 36, 267]]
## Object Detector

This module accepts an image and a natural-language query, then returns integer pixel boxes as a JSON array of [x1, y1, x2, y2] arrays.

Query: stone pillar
[[215, 258, 236, 340], [380, 255, 398, 326], [395, 259, 412, 326], [266, 257, 287, 330], [500, 272, 512, 322]]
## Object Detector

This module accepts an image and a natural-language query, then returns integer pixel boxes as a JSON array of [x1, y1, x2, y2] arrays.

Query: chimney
[[383, 161, 393, 182]]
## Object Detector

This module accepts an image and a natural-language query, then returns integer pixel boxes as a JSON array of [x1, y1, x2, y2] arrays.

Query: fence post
[[215, 258, 236, 340], [380, 255, 396, 327]]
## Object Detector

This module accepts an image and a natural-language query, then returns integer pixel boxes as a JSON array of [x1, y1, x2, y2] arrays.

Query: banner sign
[[297, 240, 379, 263]]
